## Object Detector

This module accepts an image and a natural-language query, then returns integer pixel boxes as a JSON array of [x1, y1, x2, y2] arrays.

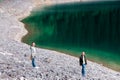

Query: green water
[[22, 1, 120, 71]]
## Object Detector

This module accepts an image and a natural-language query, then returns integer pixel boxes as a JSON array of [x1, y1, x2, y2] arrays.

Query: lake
[[21, 1, 120, 71]]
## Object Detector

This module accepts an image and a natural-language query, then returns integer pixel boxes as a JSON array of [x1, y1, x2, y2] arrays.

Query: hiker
[[79, 52, 87, 77], [30, 42, 38, 68]]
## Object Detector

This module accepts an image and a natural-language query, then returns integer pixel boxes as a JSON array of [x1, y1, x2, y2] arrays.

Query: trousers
[[82, 64, 86, 77], [32, 58, 36, 67]]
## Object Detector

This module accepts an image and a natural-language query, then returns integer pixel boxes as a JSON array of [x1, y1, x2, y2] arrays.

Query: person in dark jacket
[[79, 52, 87, 77]]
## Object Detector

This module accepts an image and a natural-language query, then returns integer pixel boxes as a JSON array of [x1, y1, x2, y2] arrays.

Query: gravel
[[0, 0, 120, 80]]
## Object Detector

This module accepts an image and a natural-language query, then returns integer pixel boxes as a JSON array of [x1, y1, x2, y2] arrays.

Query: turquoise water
[[22, 1, 120, 71]]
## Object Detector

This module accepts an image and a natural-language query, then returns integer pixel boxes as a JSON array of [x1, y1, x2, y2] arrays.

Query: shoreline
[[22, 34, 120, 72], [16, 0, 82, 42], [0, 0, 120, 79]]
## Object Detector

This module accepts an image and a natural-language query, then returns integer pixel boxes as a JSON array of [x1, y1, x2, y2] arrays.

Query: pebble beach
[[0, 0, 120, 80]]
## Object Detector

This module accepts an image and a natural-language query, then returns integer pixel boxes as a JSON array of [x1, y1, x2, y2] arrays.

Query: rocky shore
[[0, 0, 120, 80]]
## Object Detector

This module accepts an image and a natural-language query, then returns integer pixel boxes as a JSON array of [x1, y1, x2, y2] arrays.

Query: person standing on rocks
[[79, 52, 87, 77], [30, 42, 38, 68]]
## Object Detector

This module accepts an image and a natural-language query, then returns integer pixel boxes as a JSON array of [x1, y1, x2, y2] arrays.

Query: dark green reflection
[[22, 1, 120, 71]]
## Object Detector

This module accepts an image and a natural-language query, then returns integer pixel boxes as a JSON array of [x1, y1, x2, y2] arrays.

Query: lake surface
[[21, 1, 120, 71]]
